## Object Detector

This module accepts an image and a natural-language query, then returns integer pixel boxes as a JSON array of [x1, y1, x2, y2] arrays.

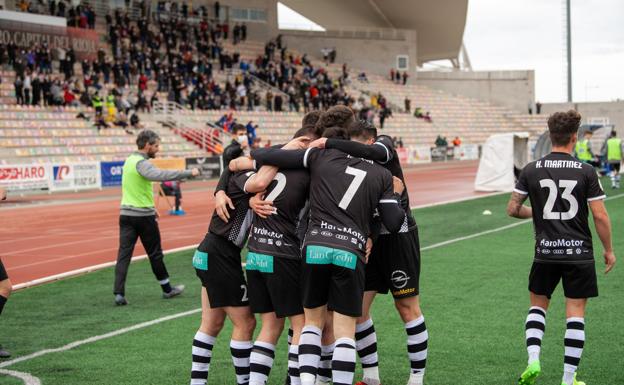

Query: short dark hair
[[548, 110, 581, 146], [611, 130, 617, 137], [302, 110, 322, 130], [322, 126, 349, 140], [348, 120, 377, 141], [136, 130, 161, 149], [315, 105, 355, 135], [232, 124, 246, 134]]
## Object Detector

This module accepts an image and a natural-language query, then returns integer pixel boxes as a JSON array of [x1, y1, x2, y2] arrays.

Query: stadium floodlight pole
[[566, 0, 572, 102]]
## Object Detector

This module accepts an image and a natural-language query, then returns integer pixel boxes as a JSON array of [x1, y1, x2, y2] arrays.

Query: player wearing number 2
[[250, 106, 407, 385], [507, 110, 616, 385], [188, 147, 304, 385]]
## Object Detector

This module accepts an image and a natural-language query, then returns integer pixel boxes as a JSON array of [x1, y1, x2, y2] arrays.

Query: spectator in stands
[[246, 121, 258, 146], [404, 97, 411, 113], [402, 71, 409, 85], [379, 106, 392, 129], [13, 76, 24, 105], [264, 139, 272, 148], [536, 101, 542, 114], [106, 92, 117, 121], [357, 72, 368, 83], [130, 112, 144, 129], [274, 93, 283, 112], [63, 87, 80, 107], [395, 71, 401, 84], [453, 136, 462, 147], [23, 72, 31, 105], [390, 68, 395, 81], [222, 124, 249, 167], [92, 91, 103, 116], [435, 135, 448, 147], [424, 111, 432, 123], [397, 137, 404, 148], [95, 113, 110, 132]]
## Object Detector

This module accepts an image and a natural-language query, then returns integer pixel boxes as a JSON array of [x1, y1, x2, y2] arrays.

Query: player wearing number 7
[[250, 107, 406, 385], [507, 110, 616, 385]]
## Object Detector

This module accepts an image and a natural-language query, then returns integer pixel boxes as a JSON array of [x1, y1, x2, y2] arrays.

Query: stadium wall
[[541, 101, 624, 134], [280, 29, 418, 75], [213, 0, 279, 41], [415, 70, 535, 113]]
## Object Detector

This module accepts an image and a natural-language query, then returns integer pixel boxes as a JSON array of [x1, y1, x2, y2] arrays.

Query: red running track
[[0, 161, 484, 286]]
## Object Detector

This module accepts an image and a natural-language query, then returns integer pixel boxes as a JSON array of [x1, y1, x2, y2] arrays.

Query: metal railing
[[152, 100, 225, 154], [280, 26, 408, 41]]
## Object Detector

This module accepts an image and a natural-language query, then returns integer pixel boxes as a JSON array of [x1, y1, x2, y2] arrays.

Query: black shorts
[[194, 232, 249, 308], [246, 253, 303, 318], [609, 162, 621, 173], [301, 244, 365, 317], [529, 261, 598, 299], [365, 228, 421, 299], [0, 258, 7, 281]]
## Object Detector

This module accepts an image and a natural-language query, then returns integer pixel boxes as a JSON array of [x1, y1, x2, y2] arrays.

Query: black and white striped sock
[[562, 317, 585, 385], [406, 316, 428, 385], [332, 337, 356, 385], [298, 325, 322, 385], [249, 341, 275, 385], [288, 327, 293, 346], [525, 306, 546, 364], [190, 331, 215, 385], [356, 318, 380, 383], [288, 344, 301, 385], [317, 343, 334, 384], [230, 339, 253, 385]]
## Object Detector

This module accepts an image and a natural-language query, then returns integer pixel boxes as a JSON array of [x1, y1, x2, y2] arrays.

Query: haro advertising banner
[[49, 162, 101, 192], [0, 163, 50, 190]]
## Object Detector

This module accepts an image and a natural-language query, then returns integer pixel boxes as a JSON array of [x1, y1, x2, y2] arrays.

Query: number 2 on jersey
[[539, 179, 578, 220], [339, 166, 367, 209]]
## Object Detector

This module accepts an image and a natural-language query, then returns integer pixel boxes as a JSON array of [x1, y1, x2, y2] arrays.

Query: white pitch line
[[0, 308, 201, 371], [0, 369, 41, 385]]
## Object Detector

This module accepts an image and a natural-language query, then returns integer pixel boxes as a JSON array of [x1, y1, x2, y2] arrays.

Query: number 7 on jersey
[[339, 166, 367, 210]]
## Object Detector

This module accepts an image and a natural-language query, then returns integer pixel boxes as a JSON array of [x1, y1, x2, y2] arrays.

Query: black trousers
[[161, 184, 182, 210], [114, 215, 169, 295]]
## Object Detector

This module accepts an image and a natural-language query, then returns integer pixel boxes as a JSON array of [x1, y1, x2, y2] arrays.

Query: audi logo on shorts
[[391, 270, 410, 289], [321, 231, 333, 237], [553, 249, 565, 255], [335, 234, 348, 241]]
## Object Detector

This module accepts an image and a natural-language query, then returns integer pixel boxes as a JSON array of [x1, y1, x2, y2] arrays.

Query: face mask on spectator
[[237, 135, 248, 144]]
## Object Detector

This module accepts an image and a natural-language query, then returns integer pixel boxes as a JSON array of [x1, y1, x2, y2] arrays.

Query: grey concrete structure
[[415, 70, 536, 113]]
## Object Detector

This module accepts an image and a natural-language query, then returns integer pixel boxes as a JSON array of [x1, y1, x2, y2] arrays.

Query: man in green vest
[[574, 130, 594, 164], [114, 130, 200, 305], [91, 91, 103, 116], [603, 130, 623, 188]]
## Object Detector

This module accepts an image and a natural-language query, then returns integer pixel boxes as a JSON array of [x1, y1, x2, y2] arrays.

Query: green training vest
[[121, 154, 153, 208], [106, 95, 115, 108], [92, 96, 102, 108], [575, 139, 592, 161], [607, 138, 622, 161]]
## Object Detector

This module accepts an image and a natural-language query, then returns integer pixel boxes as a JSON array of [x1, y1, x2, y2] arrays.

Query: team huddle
[[189, 105, 425, 385], [185, 107, 615, 385]]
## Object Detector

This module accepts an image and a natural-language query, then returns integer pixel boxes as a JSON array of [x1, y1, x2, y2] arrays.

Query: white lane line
[[0, 308, 201, 371], [0, 369, 41, 385], [12, 245, 198, 290]]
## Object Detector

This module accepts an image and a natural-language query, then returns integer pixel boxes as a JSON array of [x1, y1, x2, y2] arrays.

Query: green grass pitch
[[1, 181, 623, 384]]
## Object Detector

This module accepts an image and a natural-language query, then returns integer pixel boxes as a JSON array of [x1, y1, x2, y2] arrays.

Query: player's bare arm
[[393, 176, 405, 195], [229, 156, 255, 172], [507, 191, 532, 219], [589, 199, 616, 273], [245, 166, 279, 193]]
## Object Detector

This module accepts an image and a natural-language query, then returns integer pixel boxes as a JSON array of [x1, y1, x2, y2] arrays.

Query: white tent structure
[[474, 132, 530, 192]]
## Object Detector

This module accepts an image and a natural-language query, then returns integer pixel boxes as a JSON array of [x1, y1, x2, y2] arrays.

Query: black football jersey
[[208, 171, 255, 248], [374, 135, 416, 233], [247, 169, 310, 258], [304, 148, 396, 259], [515, 152, 606, 264]]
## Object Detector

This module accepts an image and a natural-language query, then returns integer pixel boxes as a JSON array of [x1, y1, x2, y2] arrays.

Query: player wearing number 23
[[508, 110, 615, 385]]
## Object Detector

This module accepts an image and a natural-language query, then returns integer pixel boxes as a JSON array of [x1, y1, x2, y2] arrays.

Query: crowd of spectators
[[16, 1, 97, 29]]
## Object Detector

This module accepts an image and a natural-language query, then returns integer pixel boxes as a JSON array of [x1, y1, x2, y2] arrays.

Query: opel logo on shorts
[[391, 270, 410, 289]]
